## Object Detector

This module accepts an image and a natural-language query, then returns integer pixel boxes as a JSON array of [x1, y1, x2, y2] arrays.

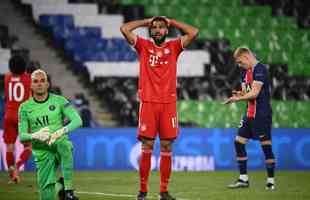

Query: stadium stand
[[118, 0, 310, 127], [245, 0, 310, 28], [0, 18, 98, 127], [12, 0, 310, 127]]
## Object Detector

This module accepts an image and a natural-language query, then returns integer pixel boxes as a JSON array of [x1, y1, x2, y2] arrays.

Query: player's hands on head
[[32, 127, 50, 142], [147, 17, 155, 26], [148, 16, 171, 27], [160, 16, 171, 26], [48, 127, 67, 145]]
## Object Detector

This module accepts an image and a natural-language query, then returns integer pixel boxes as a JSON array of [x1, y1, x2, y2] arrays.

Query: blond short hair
[[31, 69, 48, 80], [233, 46, 252, 58]]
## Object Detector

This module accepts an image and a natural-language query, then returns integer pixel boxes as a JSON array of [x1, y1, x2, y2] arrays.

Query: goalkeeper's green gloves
[[31, 127, 50, 142]]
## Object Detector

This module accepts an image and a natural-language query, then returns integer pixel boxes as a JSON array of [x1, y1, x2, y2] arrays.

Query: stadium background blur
[[0, 0, 310, 199]]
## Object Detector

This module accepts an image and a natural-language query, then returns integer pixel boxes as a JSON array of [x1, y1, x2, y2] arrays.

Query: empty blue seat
[[111, 38, 130, 48], [100, 38, 109, 49], [123, 51, 138, 61], [69, 27, 101, 39], [93, 51, 108, 61], [58, 15, 74, 28], [53, 26, 101, 47], [39, 15, 57, 31], [64, 37, 107, 57], [39, 14, 74, 32], [52, 26, 75, 47]]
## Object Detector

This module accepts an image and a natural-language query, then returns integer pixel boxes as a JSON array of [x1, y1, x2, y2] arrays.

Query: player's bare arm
[[169, 18, 199, 48], [224, 81, 262, 104], [232, 90, 246, 97], [232, 84, 246, 97], [120, 18, 153, 45]]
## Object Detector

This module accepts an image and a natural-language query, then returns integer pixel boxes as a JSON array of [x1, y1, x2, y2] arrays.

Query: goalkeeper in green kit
[[18, 69, 82, 200]]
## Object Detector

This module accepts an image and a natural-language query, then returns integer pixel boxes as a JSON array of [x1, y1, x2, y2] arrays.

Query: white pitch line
[[76, 191, 156, 199], [76, 191, 191, 200], [76, 191, 136, 198]]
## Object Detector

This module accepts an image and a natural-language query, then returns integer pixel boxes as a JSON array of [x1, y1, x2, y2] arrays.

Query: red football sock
[[160, 151, 172, 192], [16, 147, 32, 170], [139, 149, 152, 193], [6, 151, 15, 168]]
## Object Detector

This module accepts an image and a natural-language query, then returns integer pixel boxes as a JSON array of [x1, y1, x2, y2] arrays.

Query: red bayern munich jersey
[[4, 72, 31, 117], [134, 36, 183, 103]]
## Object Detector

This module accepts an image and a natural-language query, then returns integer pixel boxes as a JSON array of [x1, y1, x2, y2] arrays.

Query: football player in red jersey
[[121, 16, 198, 200], [3, 55, 32, 183]]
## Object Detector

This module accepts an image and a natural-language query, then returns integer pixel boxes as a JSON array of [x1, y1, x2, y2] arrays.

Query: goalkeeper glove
[[31, 127, 50, 142], [48, 127, 68, 145]]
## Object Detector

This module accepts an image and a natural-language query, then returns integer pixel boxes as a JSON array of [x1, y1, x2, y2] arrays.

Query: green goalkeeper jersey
[[18, 93, 82, 151]]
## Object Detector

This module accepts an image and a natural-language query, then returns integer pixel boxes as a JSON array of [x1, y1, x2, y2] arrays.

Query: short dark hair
[[150, 16, 169, 27], [9, 55, 26, 75]]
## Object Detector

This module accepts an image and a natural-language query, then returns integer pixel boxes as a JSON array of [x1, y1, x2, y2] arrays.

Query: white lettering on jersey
[[8, 82, 25, 102]]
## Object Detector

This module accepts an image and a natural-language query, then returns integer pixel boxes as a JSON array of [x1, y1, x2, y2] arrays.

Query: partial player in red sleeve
[[3, 55, 32, 183], [121, 16, 198, 200]]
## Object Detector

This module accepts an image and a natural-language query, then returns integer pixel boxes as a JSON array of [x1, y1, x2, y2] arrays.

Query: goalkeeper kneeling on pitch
[[18, 69, 82, 200]]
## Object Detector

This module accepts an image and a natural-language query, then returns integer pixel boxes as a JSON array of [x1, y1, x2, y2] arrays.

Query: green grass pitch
[[1, 171, 310, 200]]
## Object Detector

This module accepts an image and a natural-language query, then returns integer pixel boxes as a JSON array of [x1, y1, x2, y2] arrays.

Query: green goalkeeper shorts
[[34, 139, 73, 190]]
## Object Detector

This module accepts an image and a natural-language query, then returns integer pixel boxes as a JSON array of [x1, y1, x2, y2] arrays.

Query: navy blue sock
[[235, 141, 247, 175], [262, 144, 275, 178], [237, 160, 247, 175], [266, 162, 275, 178]]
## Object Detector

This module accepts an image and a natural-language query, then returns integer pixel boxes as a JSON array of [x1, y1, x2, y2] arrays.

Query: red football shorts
[[137, 101, 179, 140], [3, 114, 19, 144]]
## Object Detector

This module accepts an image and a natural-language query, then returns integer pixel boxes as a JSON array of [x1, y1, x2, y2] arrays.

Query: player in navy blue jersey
[[224, 47, 276, 190]]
